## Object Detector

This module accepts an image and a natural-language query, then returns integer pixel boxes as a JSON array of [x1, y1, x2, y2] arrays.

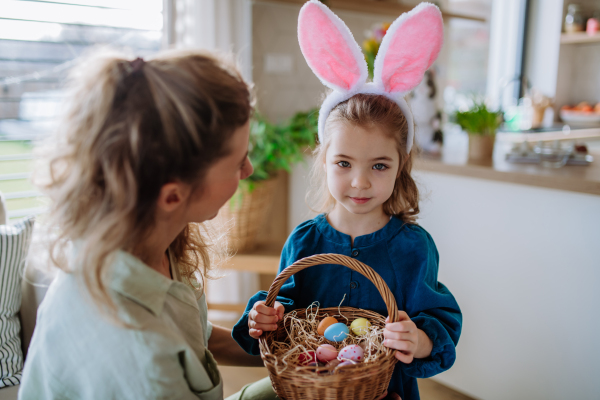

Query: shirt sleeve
[[206, 320, 213, 342], [231, 228, 307, 355], [398, 228, 462, 379]]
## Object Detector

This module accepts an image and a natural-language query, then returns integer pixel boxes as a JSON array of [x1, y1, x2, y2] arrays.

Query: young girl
[[232, 2, 462, 400], [19, 49, 278, 400]]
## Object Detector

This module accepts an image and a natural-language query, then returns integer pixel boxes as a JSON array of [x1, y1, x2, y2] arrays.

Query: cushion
[[0, 193, 6, 225], [0, 216, 35, 388], [20, 226, 58, 358]]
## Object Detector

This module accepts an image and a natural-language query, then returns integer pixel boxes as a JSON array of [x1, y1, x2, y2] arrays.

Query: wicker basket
[[216, 178, 278, 252], [259, 254, 399, 400]]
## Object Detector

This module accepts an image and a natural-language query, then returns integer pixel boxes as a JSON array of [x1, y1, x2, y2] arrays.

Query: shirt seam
[[385, 236, 405, 313]]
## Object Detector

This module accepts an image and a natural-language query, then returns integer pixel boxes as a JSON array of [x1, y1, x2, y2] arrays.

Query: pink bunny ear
[[298, 0, 367, 92], [373, 3, 443, 94]]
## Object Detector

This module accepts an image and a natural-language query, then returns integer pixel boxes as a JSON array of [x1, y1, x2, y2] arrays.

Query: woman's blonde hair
[[35, 48, 252, 315], [307, 93, 419, 223]]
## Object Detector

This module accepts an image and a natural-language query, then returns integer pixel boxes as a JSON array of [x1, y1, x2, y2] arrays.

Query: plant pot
[[468, 134, 495, 161], [216, 178, 278, 252]]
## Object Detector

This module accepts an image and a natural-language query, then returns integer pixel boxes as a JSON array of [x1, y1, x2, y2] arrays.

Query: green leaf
[[241, 109, 318, 189], [452, 99, 503, 136]]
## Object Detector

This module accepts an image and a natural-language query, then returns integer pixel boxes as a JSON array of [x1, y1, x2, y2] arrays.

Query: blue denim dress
[[232, 214, 462, 400]]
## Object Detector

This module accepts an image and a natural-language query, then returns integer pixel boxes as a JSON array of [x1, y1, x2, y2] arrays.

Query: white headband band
[[298, 0, 444, 153]]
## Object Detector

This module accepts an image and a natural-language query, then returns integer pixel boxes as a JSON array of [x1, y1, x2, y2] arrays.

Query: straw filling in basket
[[268, 301, 388, 375]]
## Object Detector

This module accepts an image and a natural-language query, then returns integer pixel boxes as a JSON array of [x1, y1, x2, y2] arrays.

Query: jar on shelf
[[564, 4, 584, 33]]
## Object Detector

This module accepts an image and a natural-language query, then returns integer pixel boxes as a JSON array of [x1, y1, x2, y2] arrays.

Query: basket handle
[[264, 253, 399, 323]]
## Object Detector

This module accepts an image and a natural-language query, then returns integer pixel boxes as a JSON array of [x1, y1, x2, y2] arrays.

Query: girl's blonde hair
[[36, 48, 252, 314], [307, 93, 419, 223]]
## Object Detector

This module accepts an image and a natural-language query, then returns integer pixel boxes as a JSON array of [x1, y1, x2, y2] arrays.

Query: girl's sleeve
[[400, 229, 462, 378], [231, 233, 304, 356]]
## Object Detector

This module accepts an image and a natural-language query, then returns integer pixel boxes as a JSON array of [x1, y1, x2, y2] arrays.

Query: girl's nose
[[351, 171, 370, 190]]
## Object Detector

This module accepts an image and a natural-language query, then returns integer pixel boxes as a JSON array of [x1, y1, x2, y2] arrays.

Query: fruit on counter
[[561, 102, 600, 114]]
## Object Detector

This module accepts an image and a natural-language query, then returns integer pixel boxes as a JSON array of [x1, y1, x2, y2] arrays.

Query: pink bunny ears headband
[[298, 1, 443, 153]]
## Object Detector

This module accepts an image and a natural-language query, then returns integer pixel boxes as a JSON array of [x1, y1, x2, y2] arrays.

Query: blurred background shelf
[[560, 32, 600, 44]]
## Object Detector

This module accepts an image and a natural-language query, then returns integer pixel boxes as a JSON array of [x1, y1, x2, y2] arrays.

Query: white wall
[[415, 171, 600, 400]]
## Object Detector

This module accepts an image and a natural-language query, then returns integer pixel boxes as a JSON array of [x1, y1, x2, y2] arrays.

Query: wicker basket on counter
[[216, 178, 278, 252]]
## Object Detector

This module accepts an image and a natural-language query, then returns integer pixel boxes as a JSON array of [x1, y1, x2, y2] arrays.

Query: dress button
[[350, 281, 359, 289], [351, 249, 359, 257]]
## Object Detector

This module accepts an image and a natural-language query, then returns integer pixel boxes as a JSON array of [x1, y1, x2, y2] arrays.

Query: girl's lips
[[350, 197, 371, 204]]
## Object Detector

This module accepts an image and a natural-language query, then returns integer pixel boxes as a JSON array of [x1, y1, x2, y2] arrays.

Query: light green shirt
[[19, 249, 223, 400]]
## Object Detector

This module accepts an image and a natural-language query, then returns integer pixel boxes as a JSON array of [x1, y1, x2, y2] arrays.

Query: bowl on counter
[[559, 110, 600, 127]]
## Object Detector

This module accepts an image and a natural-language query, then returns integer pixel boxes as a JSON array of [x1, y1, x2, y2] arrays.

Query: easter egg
[[337, 360, 358, 367], [316, 344, 338, 362], [297, 350, 316, 366], [350, 318, 371, 336], [324, 322, 349, 342], [338, 344, 364, 362], [307, 361, 328, 374], [317, 317, 338, 335], [326, 358, 341, 368]]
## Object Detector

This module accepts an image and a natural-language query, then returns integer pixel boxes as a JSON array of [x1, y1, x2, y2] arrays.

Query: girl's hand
[[383, 312, 433, 364], [248, 300, 284, 339], [376, 391, 401, 400]]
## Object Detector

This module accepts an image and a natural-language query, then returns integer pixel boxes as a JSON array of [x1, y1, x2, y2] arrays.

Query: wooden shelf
[[257, 0, 487, 22], [207, 242, 283, 313], [223, 242, 283, 275], [560, 32, 600, 44]]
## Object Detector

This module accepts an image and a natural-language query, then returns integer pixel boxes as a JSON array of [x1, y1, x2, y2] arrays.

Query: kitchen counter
[[414, 134, 600, 196], [411, 133, 600, 399]]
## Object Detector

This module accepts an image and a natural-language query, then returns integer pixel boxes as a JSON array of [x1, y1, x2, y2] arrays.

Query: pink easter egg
[[338, 344, 364, 362], [316, 344, 338, 362]]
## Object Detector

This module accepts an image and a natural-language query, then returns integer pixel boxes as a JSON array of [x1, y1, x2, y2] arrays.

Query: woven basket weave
[[217, 178, 277, 252], [259, 254, 399, 400]]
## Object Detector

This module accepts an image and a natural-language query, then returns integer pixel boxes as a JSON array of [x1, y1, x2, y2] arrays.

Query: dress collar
[[315, 213, 407, 247]]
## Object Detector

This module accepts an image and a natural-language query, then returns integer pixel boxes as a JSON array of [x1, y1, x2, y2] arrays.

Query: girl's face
[[325, 122, 400, 216], [187, 120, 253, 222]]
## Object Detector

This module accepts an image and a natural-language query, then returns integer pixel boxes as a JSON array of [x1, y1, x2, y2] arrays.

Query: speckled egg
[[317, 317, 338, 335], [297, 350, 316, 366], [324, 322, 350, 342], [350, 318, 371, 336], [316, 344, 338, 362], [338, 344, 364, 362]]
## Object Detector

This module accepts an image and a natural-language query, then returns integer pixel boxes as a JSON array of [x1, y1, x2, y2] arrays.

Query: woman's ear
[[156, 182, 191, 214]]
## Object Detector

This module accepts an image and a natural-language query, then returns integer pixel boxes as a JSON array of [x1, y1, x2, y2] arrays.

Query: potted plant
[[217, 110, 318, 252], [453, 101, 503, 161]]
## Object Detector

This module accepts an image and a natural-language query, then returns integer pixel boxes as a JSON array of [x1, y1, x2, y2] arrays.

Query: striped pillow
[[0, 217, 35, 387]]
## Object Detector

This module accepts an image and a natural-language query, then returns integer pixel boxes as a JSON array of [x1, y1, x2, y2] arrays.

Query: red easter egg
[[298, 350, 316, 366]]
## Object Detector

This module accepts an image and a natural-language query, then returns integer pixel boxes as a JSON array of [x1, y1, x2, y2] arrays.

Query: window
[[0, 0, 163, 221]]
